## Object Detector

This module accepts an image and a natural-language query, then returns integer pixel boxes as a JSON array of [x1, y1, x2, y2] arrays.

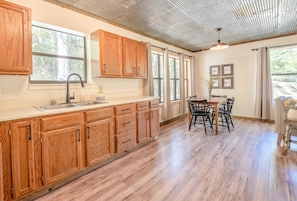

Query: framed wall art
[[222, 77, 234, 89], [222, 64, 233, 76], [209, 65, 220, 76], [211, 78, 220, 88]]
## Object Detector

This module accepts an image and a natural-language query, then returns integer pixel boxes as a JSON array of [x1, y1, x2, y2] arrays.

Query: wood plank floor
[[35, 117, 297, 201]]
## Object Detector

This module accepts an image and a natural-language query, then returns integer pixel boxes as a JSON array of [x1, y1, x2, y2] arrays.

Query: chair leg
[[229, 115, 234, 128], [224, 115, 230, 132], [201, 116, 207, 134], [189, 116, 194, 130], [207, 115, 213, 129]]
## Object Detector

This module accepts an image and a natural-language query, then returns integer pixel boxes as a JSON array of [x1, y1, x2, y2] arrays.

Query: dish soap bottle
[[96, 86, 105, 102]]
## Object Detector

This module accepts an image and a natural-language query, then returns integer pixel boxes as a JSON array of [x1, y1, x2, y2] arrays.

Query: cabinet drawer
[[137, 102, 149, 111], [85, 107, 114, 123], [116, 131, 136, 153], [150, 100, 159, 108], [41, 113, 81, 132], [115, 103, 135, 116], [116, 113, 136, 135]]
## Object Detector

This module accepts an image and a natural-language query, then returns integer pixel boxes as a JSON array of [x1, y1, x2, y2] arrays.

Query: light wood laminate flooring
[[35, 117, 297, 201]]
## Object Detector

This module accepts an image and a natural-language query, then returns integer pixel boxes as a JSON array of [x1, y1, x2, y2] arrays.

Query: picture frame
[[211, 78, 220, 88], [222, 64, 233, 76], [222, 77, 234, 89], [209, 65, 220, 77]]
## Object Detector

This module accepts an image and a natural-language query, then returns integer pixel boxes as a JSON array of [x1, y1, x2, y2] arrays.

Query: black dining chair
[[212, 97, 235, 132], [188, 100, 213, 134]]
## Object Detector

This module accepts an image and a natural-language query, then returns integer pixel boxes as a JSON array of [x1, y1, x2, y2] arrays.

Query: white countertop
[[0, 96, 159, 122]]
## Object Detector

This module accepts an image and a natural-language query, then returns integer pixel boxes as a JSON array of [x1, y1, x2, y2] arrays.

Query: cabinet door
[[100, 31, 122, 77], [0, 143, 3, 201], [42, 126, 81, 185], [123, 37, 136, 77], [10, 120, 35, 198], [136, 42, 147, 78], [86, 119, 114, 166], [0, 1, 32, 75], [150, 108, 160, 138], [137, 110, 150, 143]]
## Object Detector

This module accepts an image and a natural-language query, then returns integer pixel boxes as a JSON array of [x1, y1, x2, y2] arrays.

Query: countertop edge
[[0, 96, 159, 122]]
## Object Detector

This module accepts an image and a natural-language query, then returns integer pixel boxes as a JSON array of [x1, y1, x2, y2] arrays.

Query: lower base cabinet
[[41, 126, 82, 185], [115, 131, 136, 153], [10, 120, 35, 199], [86, 118, 114, 166]]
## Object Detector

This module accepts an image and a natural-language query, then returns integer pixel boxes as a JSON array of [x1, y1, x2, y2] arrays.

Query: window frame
[[270, 45, 297, 99], [169, 56, 180, 101], [152, 52, 164, 103], [30, 22, 87, 84]]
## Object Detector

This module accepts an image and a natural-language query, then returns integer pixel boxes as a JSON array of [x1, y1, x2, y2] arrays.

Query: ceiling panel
[[45, 0, 297, 52]]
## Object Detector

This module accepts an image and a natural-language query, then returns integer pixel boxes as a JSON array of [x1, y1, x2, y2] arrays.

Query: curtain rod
[[252, 43, 297, 51], [151, 44, 192, 57]]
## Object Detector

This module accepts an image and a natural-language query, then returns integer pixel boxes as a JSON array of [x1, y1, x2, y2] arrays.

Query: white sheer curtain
[[142, 42, 154, 96], [255, 47, 274, 120], [162, 48, 171, 120], [179, 53, 185, 115]]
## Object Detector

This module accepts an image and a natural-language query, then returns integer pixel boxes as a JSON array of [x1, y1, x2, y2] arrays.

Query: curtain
[[162, 48, 171, 120], [142, 42, 154, 96], [255, 47, 274, 120], [179, 53, 185, 115], [190, 56, 196, 96]]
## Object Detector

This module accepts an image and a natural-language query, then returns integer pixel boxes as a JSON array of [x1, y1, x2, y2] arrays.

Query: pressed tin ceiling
[[44, 0, 297, 52]]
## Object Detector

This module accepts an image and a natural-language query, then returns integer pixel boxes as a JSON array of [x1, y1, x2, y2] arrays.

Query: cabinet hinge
[[40, 137, 42, 143], [11, 187, 14, 195], [8, 129, 11, 136], [41, 175, 44, 183]]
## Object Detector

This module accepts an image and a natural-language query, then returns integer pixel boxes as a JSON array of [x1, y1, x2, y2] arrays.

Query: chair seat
[[188, 100, 213, 134]]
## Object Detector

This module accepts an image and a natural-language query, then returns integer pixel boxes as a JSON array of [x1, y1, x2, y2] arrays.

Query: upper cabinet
[[0, 1, 32, 75], [99, 31, 123, 77], [91, 30, 147, 78]]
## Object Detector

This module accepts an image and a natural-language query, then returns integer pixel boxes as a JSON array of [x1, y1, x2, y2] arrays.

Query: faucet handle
[[70, 92, 75, 100]]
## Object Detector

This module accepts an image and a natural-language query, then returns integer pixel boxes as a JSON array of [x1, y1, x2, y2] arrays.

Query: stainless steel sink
[[75, 101, 108, 106], [34, 101, 108, 111]]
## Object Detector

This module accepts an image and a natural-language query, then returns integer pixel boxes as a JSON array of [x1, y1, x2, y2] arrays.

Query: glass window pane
[[31, 55, 85, 81], [152, 54, 159, 78], [160, 79, 164, 102], [169, 58, 175, 78], [170, 80, 175, 100], [32, 26, 85, 58], [176, 59, 180, 78], [176, 80, 180, 100], [270, 46, 297, 99], [185, 80, 188, 98], [160, 55, 164, 78], [153, 79, 159, 98]]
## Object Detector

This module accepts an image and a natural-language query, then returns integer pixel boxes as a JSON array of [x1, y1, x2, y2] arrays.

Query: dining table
[[187, 97, 227, 135]]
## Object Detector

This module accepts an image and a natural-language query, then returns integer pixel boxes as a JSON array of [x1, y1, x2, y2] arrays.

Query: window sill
[[28, 83, 92, 91]]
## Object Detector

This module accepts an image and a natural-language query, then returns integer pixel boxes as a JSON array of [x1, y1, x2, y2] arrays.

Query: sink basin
[[75, 101, 109, 106], [34, 101, 108, 111]]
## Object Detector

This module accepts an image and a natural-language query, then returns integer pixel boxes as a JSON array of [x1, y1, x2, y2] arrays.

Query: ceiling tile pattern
[[45, 0, 297, 52]]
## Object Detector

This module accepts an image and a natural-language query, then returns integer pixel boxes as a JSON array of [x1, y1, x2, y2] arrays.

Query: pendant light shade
[[210, 28, 229, 50]]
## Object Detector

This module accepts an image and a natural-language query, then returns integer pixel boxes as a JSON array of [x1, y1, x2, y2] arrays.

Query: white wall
[[195, 35, 297, 118], [0, 0, 192, 110]]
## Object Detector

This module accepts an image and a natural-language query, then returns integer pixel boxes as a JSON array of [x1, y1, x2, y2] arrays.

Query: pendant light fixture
[[210, 28, 229, 50]]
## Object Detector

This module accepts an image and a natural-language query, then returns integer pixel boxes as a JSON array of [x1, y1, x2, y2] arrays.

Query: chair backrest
[[189, 100, 210, 114], [212, 95, 227, 98], [224, 97, 235, 113]]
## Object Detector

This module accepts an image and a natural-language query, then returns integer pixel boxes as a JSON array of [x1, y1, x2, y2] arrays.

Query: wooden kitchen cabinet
[[0, 143, 4, 201], [136, 102, 150, 143], [10, 119, 36, 199], [150, 100, 160, 139], [115, 103, 136, 153], [40, 113, 82, 185], [136, 42, 147, 78], [122, 38, 147, 78], [0, 1, 32, 75], [91, 30, 122, 77], [85, 107, 114, 166]]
